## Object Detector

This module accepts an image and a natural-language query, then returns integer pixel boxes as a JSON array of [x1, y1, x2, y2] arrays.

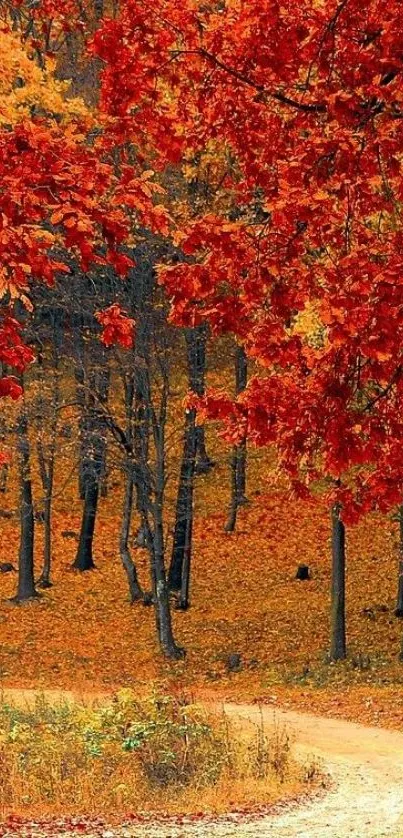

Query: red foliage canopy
[[94, 0, 403, 519]]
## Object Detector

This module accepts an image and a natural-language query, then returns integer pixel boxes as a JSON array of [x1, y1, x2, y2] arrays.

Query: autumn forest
[[0, 1, 403, 836]]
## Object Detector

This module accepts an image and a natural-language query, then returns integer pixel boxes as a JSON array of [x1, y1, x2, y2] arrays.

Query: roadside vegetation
[[0, 690, 320, 819]]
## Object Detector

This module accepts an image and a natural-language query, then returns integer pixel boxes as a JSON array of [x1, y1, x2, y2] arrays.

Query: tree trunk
[[74, 473, 98, 571], [16, 415, 37, 601], [36, 431, 56, 588], [330, 503, 347, 661], [120, 469, 144, 602], [225, 346, 248, 532], [125, 243, 183, 658], [395, 505, 403, 617], [152, 503, 185, 659], [75, 360, 88, 501], [168, 407, 197, 604], [133, 379, 150, 549], [94, 0, 104, 20], [36, 326, 59, 589], [186, 326, 214, 474], [0, 419, 8, 493], [0, 463, 8, 494], [37, 493, 53, 588], [73, 361, 107, 571]]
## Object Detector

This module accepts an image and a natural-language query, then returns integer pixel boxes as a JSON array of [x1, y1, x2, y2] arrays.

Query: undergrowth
[[0, 690, 318, 818]]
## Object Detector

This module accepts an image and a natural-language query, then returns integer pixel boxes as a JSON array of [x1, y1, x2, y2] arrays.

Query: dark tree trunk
[[94, 0, 104, 20], [152, 501, 184, 659], [16, 414, 37, 601], [100, 457, 108, 498], [395, 505, 403, 617], [93, 363, 110, 498], [133, 378, 150, 549], [105, 241, 183, 658], [133, 415, 184, 658], [73, 477, 98, 571], [0, 463, 8, 494], [225, 346, 248, 532], [78, 359, 110, 501], [0, 416, 8, 494], [120, 469, 144, 602], [168, 408, 197, 605], [167, 327, 214, 598], [137, 293, 183, 657], [36, 320, 60, 589], [38, 494, 53, 588], [73, 360, 108, 572], [186, 326, 214, 474], [330, 503, 347, 661], [37, 443, 54, 588], [75, 344, 88, 501]]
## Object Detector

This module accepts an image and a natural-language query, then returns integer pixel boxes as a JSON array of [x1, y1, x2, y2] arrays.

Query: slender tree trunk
[[225, 346, 248, 532], [36, 459, 54, 589], [151, 402, 184, 657], [0, 417, 8, 493], [95, 364, 110, 498], [168, 408, 197, 603], [16, 414, 37, 601], [38, 493, 52, 588], [226, 446, 242, 533], [73, 476, 98, 571], [100, 457, 108, 498], [0, 463, 8, 493], [120, 468, 144, 602], [330, 503, 347, 661], [167, 327, 213, 596], [134, 436, 183, 658], [36, 418, 56, 588], [395, 505, 403, 617], [186, 326, 214, 474], [133, 382, 150, 549], [122, 244, 183, 657], [78, 364, 110, 500], [73, 361, 108, 571], [75, 358, 87, 501], [152, 500, 184, 659], [94, 0, 104, 20], [36, 335, 59, 588]]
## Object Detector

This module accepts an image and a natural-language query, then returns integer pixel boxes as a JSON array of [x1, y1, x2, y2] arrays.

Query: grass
[[0, 690, 319, 820]]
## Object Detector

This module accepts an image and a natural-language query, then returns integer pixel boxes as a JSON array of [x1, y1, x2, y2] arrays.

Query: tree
[[225, 344, 248, 533], [14, 406, 37, 602], [95, 244, 186, 659], [94, 0, 403, 662]]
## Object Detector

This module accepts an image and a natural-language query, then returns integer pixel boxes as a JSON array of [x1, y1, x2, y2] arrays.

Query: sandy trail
[[1, 691, 403, 837]]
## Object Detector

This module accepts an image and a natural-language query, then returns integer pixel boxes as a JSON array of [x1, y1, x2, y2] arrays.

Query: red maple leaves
[[93, 0, 403, 519], [96, 304, 135, 348], [2, 0, 403, 518]]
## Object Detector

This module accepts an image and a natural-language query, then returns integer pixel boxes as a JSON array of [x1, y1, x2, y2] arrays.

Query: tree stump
[[227, 653, 242, 672], [296, 564, 310, 581]]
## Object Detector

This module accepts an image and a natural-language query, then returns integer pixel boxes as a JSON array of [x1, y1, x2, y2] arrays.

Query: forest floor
[[0, 696, 402, 837], [1, 360, 403, 729], [1, 464, 403, 729], [2, 364, 403, 831]]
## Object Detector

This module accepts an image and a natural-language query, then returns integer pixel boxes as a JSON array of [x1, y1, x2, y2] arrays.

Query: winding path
[[2, 692, 403, 837], [118, 703, 403, 838]]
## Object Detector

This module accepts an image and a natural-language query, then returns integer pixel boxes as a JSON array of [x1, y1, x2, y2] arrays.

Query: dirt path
[[1, 692, 403, 837]]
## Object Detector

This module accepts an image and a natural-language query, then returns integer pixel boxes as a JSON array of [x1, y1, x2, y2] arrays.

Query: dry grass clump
[[0, 690, 319, 819]]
